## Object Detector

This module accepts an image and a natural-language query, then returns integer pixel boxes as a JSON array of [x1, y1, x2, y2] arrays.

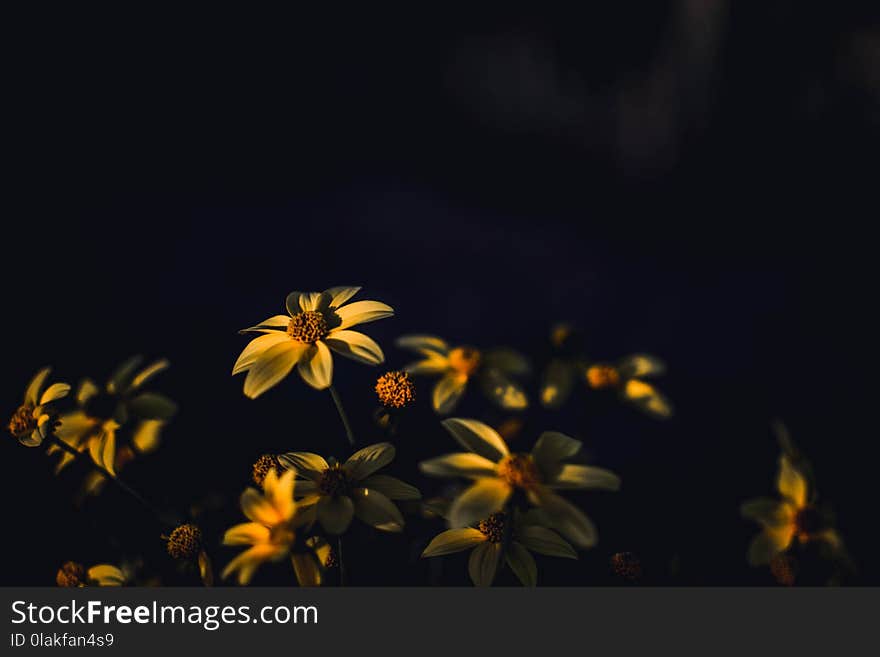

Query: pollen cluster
[[252, 454, 280, 487], [287, 311, 329, 343], [318, 463, 351, 496], [497, 453, 540, 490], [375, 371, 416, 408], [586, 364, 621, 389], [167, 523, 203, 560], [610, 552, 642, 581], [56, 561, 86, 587], [478, 513, 507, 543], [770, 553, 796, 586], [8, 404, 36, 438]]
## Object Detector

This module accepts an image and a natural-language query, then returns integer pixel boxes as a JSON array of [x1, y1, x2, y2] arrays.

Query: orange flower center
[[166, 523, 203, 560], [586, 365, 620, 389], [448, 347, 481, 377], [318, 463, 352, 497], [287, 311, 328, 343], [794, 507, 823, 541], [477, 512, 507, 543], [375, 371, 416, 408], [269, 522, 296, 546], [8, 404, 36, 438], [497, 453, 540, 490], [252, 454, 280, 487], [56, 561, 86, 587]]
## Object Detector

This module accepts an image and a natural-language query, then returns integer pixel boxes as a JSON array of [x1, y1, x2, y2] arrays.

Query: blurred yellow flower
[[585, 354, 673, 419], [741, 454, 841, 566], [222, 469, 316, 585], [279, 442, 420, 535], [420, 418, 619, 548], [8, 368, 70, 447], [422, 509, 576, 586], [397, 335, 529, 413], [233, 287, 393, 397], [51, 356, 175, 490], [540, 323, 584, 409], [56, 561, 126, 587]]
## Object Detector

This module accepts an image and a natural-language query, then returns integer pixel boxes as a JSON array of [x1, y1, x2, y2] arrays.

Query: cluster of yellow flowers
[[8, 285, 846, 587]]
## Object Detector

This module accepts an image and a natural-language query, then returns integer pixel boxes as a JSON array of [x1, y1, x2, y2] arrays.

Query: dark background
[[3, 4, 878, 586]]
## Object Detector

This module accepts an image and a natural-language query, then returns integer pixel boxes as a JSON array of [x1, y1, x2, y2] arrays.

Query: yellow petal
[[87, 565, 126, 586], [623, 379, 673, 419], [325, 330, 385, 365], [531, 431, 582, 477], [292, 552, 323, 587], [361, 474, 421, 500], [233, 332, 295, 376], [422, 528, 487, 557], [239, 315, 292, 333], [747, 526, 794, 566], [529, 487, 597, 548], [277, 451, 329, 481], [130, 358, 170, 389], [333, 300, 394, 330], [297, 342, 333, 390], [441, 418, 509, 462], [223, 522, 271, 546], [403, 354, 450, 375], [419, 452, 500, 479], [317, 495, 355, 535], [777, 455, 807, 508], [396, 334, 449, 356], [468, 541, 501, 587], [243, 341, 305, 398], [448, 478, 512, 528], [505, 542, 537, 586], [479, 369, 528, 410], [548, 464, 621, 491], [240, 488, 283, 526], [24, 367, 51, 405], [618, 354, 666, 379], [352, 487, 404, 532], [432, 373, 467, 414], [344, 442, 395, 481], [540, 359, 575, 409], [39, 382, 70, 405], [516, 525, 578, 559], [323, 286, 361, 309]]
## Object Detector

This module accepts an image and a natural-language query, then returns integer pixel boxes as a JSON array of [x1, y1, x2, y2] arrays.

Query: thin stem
[[48, 434, 169, 525], [328, 385, 355, 447], [336, 536, 346, 587]]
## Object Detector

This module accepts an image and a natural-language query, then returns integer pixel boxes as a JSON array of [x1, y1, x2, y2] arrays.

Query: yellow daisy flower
[[56, 561, 126, 587], [8, 368, 70, 447], [539, 323, 584, 409], [233, 287, 394, 397], [422, 509, 576, 587], [279, 442, 420, 535], [585, 354, 673, 419], [52, 356, 175, 487], [420, 418, 620, 548], [396, 335, 529, 413], [741, 454, 840, 566], [222, 469, 320, 585]]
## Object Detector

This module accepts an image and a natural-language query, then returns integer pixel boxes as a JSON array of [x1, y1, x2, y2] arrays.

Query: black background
[[3, 4, 878, 586]]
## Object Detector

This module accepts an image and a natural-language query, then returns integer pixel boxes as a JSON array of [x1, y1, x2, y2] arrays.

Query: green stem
[[48, 434, 170, 525], [336, 536, 346, 587], [328, 385, 355, 448]]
